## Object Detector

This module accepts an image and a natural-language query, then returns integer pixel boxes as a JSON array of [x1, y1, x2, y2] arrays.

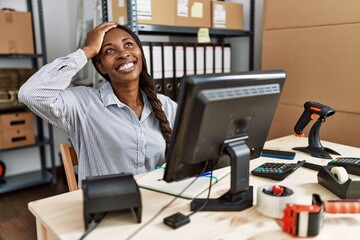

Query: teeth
[[118, 62, 134, 71]]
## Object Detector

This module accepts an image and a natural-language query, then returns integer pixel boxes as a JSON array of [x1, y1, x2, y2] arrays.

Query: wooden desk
[[29, 136, 360, 240]]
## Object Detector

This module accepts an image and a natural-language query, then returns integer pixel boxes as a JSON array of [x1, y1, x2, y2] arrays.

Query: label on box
[[191, 2, 203, 18], [118, 0, 125, 7], [178, 0, 188, 17], [137, 0, 152, 20], [213, 4, 226, 28]]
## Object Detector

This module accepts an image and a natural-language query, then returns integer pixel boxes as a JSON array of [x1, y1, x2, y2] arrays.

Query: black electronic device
[[328, 157, 360, 176], [261, 149, 296, 160], [293, 101, 340, 159], [82, 173, 142, 230], [317, 165, 360, 199], [251, 160, 306, 181], [163, 70, 286, 212]]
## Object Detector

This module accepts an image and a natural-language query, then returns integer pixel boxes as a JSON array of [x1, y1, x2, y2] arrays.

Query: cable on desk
[[125, 164, 212, 240], [78, 213, 107, 240]]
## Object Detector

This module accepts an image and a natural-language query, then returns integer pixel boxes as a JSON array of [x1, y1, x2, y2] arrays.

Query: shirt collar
[[99, 82, 152, 120]]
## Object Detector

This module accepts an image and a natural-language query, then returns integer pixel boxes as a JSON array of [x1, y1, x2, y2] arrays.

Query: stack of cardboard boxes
[[111, 0, 243, 30], [262, 0, 360, 147]]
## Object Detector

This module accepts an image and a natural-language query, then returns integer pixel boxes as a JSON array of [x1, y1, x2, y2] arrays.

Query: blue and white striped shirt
[[18, 49, 177, 187]]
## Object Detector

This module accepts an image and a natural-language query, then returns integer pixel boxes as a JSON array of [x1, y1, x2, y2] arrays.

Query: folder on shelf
[[214, 44, 223, 73], [137, 165, 231, 199], [150, 42, 164, 94], [174, 43, 185, 101], [223, 43, 232, 73], [162, 43, 175, 100], [195, 44, 205, 75], [185, 43, 195, 76], [205, 43, 214, 74]]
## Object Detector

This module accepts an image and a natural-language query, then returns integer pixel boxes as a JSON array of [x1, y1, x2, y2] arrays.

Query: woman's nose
[[117, 49, 130, 59]]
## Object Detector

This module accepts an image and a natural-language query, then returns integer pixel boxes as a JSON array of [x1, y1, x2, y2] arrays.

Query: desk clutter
[[27, 136, 360, 239], [251, 154, 360, 237]]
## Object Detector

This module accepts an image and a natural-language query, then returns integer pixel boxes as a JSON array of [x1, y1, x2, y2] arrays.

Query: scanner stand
[[317, 166, 360, 199], [82, 173, 142, 230], [191, 140, 253, 211], [293, 117, 340, 159]]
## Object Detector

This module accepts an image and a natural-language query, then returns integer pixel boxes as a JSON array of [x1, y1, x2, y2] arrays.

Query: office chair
[[60, 143, 78, 192]]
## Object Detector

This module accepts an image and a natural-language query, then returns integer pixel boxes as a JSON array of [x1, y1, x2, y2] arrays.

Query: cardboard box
[[176, 0, 211, 28], [262, 23, 360, 114], [0, 70, 18, 90], [0, 10, 34, 54], [0, 128, 35, 150], [211, 1, 243, 30], [262, 1, 360, 147], [263, 0, 360, 30], [112, 0, 176, 26], [0, 112, 34, 131], [268, 104, 360, 148]]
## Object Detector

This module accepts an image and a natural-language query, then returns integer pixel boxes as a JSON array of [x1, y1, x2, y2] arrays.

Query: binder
[[205, 43, 214, 74], [214, 44, 223, 73], [142, 42, 152, 74], [185, 43, 195, 76], [162, 43, 175, 100], [223, 43, 231, 73], [150, 42, 164, 94], [195, 44, 205, 75], [174, 43, 185, 101]]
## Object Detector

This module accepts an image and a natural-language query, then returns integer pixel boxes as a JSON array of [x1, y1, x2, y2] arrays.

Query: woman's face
[[96, 28, 143, 85]]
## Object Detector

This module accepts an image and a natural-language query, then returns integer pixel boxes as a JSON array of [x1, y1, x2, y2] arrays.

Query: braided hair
[[91, 24, 172, 144]]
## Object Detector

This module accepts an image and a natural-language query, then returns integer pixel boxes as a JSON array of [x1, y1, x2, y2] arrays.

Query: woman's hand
[[82, 22, 118, 60]]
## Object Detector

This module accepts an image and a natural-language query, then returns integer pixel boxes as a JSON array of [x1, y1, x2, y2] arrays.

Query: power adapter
[[163, 212, 190, 229]]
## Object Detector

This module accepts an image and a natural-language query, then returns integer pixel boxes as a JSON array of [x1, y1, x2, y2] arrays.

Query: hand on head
[[82, 22, 118, 60]]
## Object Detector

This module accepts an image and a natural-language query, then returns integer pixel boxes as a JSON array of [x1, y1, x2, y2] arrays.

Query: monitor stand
[[190, 140, 253, 211]]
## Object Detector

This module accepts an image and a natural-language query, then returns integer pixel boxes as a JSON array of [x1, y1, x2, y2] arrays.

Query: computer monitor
[[163, 70, 286, 211]]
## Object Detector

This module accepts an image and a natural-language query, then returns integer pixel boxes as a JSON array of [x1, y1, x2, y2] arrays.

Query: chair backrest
[[60, 143, 78, 192]]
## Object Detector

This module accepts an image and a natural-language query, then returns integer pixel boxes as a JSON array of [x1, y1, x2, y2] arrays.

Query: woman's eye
[[105, 48, 114, 54], [125, 42, 133, 48]]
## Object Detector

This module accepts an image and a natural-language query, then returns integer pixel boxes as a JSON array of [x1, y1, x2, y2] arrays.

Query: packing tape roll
[[331, 166, 349, 184], [256, 185, 295, 219]]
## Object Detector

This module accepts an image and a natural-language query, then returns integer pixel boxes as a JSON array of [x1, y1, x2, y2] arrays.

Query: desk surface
[[28, 136, 360, 240]]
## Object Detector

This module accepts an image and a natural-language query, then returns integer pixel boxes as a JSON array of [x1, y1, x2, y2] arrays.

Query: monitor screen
[[163, 70, 286, 211]]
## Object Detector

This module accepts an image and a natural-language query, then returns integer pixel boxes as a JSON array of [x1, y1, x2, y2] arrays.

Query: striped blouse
[[18, 49, 178, 187]]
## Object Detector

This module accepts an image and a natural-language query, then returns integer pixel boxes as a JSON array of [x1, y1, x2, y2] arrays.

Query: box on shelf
[[0, 112, 35, 149], [0, 112, 34, 131], [0, 10, 35, 54], [0, 128, 35, 150], [211, 1, 243, 30], [111, 0, 176, 26], [175, 0, 211, 28]]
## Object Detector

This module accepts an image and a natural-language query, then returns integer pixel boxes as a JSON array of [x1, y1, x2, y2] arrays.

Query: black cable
[[78, 213, 107, 240], [125, 175, 200, 240], [186, 169, 214, 217], [125, 163, 213, 240]]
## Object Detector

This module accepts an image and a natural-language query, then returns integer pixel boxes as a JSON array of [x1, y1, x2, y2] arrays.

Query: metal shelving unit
[[0, 0, 56, 194], [101, 0, 255, 70]]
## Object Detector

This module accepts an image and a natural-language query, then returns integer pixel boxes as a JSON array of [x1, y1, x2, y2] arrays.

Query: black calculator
[[251, 160, 306, 181], [328, 157, 360, 176]]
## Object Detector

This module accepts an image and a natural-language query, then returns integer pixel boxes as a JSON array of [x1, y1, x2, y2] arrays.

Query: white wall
[[1, 0, 264, 176]]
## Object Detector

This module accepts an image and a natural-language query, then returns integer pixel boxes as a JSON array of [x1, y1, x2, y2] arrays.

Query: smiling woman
[[18, 22, 178, 188]]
